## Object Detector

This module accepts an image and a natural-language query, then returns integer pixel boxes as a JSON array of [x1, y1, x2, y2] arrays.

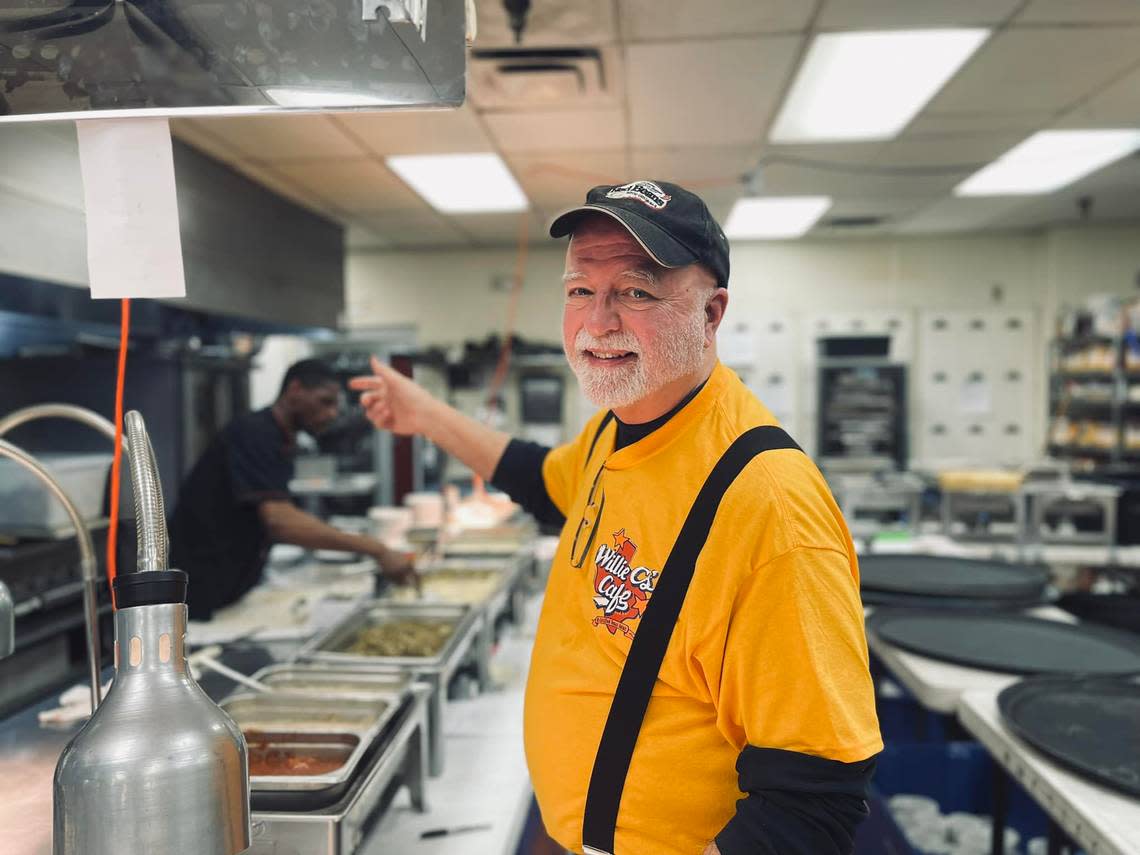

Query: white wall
[[346, 246, 567, 344], [346, 223, 1140, 464]]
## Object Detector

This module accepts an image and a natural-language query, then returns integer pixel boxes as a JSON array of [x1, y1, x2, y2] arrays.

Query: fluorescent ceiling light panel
[[955, 129, 1140, 196], [387, 153, 528, 213], [770, 29, 990, 143], [725, 197, 832, 239]]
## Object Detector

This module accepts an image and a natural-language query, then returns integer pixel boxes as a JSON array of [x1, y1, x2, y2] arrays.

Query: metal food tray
[[252, 685, 431, 855], [410, 560, 519, 617], [250, 664, 416, 701], [220, 690, 404, 793], [295, 602, 482, 777], [443, 540, 538, 582], [297, 601, 480, 671], [400, 560, 527, 689], [443, 538, 528, 557], [245, 731, 363, 794]]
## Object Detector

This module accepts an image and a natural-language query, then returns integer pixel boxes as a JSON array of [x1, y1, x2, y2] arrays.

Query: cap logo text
[[605, 180, 671, 210]]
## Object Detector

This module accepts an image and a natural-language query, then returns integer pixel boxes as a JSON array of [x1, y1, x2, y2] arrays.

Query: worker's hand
[[701, 844, 720, 855], [376, 547, 420, 589], [348, 355, 436, 436]]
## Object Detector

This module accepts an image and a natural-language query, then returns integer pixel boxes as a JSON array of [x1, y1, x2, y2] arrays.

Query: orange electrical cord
[[106, 298, 130, 596], [472, 212, 531, 496]]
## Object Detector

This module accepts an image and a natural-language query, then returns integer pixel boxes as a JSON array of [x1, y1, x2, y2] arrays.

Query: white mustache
[[575, 330, 640, 355]]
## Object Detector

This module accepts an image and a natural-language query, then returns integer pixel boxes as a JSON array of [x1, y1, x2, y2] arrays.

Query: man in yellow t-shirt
[[352, 180, 882, 855]]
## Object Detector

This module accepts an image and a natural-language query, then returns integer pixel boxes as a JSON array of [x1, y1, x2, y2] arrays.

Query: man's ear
[[705, 288, 728, 336]]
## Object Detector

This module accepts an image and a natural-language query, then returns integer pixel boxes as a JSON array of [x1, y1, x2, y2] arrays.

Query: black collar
[[613, 379, 708, 451]]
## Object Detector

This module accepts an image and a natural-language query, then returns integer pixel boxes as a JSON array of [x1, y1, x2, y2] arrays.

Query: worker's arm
[[258, 499, 417, 585], [349, 356, 511, 481], [709, 547, 882, 855]]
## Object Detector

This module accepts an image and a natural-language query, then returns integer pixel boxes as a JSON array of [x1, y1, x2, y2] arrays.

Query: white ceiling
[[170, 0, 1140, 249]]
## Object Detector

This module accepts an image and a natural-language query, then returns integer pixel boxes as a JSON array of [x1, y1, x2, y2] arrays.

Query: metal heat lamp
[[52, 410, 250, 855]]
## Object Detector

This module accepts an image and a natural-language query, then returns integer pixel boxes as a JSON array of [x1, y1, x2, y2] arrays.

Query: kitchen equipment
[[998, 675, 1140, 798], [251, 684, 430, 855], [405, 491, 446, 528], [0, 403, 134, 709], [831, 471, 925, 538], [0, 580, 12, 659], [859, 555, 1050, 602], [52, 411, 250, 855], [0, 453, 113, 538], [221, 692, 394, 737], [298, 602, 483, 776], [938, 469, 1025, 541], [1021, 480, 1120, 545], [221, 689, 405, 808], [867, 610, 1140, 675], [250, 665, 416, 701]]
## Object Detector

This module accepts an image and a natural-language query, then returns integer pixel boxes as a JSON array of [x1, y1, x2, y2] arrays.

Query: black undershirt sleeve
[[489, 439, 565, 527], [715, 747, 877, 855]]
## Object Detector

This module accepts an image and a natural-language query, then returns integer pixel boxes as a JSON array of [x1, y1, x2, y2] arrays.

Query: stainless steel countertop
[[0, 678, 90, 855]]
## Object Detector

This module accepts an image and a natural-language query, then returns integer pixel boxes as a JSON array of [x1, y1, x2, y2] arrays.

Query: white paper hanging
[[75, 118, 186, 299]]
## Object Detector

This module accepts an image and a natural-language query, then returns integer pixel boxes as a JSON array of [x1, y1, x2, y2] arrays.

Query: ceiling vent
[[470, 47, 609, 109]]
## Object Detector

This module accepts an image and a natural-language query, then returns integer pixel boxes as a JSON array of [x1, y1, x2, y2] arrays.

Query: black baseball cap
[[549, 180, 730, 288]]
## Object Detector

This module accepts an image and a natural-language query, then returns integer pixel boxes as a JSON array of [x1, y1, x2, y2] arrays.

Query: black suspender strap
[[581, 425, 802, 855], [584, 411, 616, 470]]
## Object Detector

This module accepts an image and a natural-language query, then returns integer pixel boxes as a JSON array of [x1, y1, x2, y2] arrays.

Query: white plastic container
[[0, 453, 113, 536], [403, 493, 444, 528]]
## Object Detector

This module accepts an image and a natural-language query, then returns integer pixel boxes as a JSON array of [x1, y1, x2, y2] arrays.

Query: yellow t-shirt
[[523, 363, 882, 855]]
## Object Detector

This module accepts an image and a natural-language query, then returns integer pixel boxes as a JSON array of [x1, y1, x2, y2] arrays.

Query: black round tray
[[867, 610, 1140, 675], [860, 554, 1049, 600], [861, 588, 1045, 611], [998, 675, 1140, 798]]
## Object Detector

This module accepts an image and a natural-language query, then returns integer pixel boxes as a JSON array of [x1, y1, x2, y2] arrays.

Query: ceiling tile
[[270, 158, 427, 214], [452, 211, 552, 246], [630, 145, 761, 189], [1016, 0, 1140, 24], [921, 27, 1140, 116], [332, 105, 493, 157], [227, 161, 340, 219], [758, 160, 959, 198], [619, 1, 813, 41], [626, 36, 802, 147], [904, 111, 1056, 137], [818, 0, 1022, 29], [472, 0, 617, 48], [483, 108, 626, 153], [507, 149, 631, 213], [874, 134, 1027, 170], [1055, 65, 1140, 127], [824, 195, 930, 222], [983, 164, 1140, 230], [184, 114, 364, 161], [897, 196, 1033, 234], [762, 141, 887, 171], [352, 210, 471, 249]]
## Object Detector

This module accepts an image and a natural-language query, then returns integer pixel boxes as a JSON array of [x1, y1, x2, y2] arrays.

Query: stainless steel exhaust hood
[[0, 0, 467, 121]]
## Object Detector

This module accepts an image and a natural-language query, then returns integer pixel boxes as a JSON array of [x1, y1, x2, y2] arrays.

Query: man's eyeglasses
[[569, 464, 606, 569]]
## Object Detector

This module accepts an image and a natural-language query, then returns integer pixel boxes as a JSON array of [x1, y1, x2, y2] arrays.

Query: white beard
[[566, 309, 707, 409]]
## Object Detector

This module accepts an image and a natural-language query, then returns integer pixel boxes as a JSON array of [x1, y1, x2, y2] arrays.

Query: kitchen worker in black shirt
[[169, 358, 416, 620]]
